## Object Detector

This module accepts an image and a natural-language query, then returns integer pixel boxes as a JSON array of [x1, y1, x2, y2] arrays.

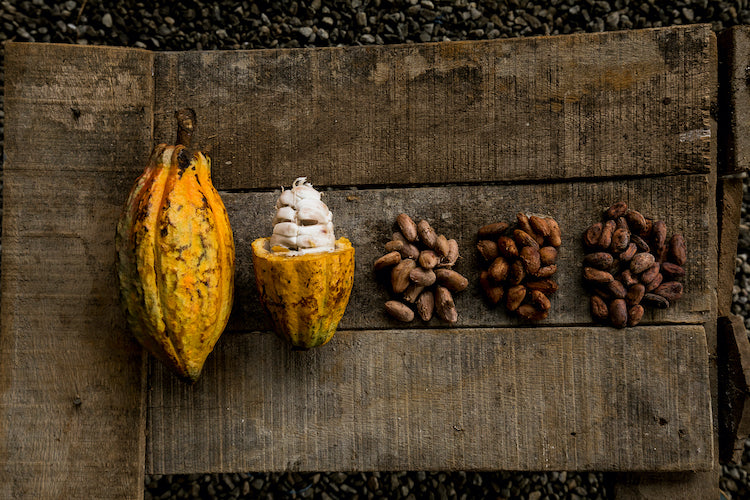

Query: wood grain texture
[[718, 26, 750, 174], [718, 177, 743, 316], [1, 43, 152, 499], [226, 175, 714, 332], [719, 314, 750, 463], [153, 25, 715, 190], [147, 325, 713, 473]]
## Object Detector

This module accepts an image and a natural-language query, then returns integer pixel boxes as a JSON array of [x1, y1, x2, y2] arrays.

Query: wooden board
[[1, 44, 153, 498], [148, 326, 712, 473], [718, 26, 750, 174], [154, 25, 715, 190]]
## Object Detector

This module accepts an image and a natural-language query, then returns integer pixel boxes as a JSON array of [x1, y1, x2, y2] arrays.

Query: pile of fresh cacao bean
[[374, 213, 467, 323], [476, 214, 562, 321], [582, 201, 687, 328]]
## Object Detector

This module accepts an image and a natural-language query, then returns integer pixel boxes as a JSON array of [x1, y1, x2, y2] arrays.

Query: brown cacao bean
[[516, 213, 535, 237], [520, 246, 541, 275], [417, 219, 437, 248], [529, 215, 550, 237], [598, 220, 616, 249], [630, 252, 655, 274], [611, 228, 630, 253], [477, 222, 509, 239], [488, 256, 510, 282], [508, 260, 525, 285], [640, 262, 661, 284], [625, 210, 647, 234], [615, 216, 628, 232], [435, 234, 450, 258], [584, 252, 614, 270], [497, 236, 519, 259], [505, 285, 526, 311], [591, 295, 609, 322], [584, 223, 603, 248], [385, 300, 414, 322], [530, 289, 551, 311], [400, 242, 420, 260], [644, 272, 663, 292], [605, 201, 628, 219], [539, 246, 558, 265], [626, 283, 645, 307], [397, 213, 418, 242], [583, 267, 614, 284], [654, 281, 683, 302], [609, 298, 628, 328], [385, 240, 404, 253], [642, 218, 653, 237], [652, 220, 667, 254], [642, 292, 669, 309], [607, 279, 627, 299], [392, 231, 407, 243], [619, 242, 637, 262], [620, 269, 638, 287], [419, 249, 440, 269], [403, 283, 425, 303], [668, 234, 687, 266], [442, 239, 460, 267], [416, 289, 435, 321], [627, 304, 644, 326], [517, 303, 549, 321], [435, 268, 469, 292], [513, 229, 539, 250], [661, 262, 686, 280], [630, 234, 650, 253], [534, 264, 557, 278], [545, 218, 562, 247], [435, 285, 458, 323], [479, 271, 504, 305], [409, 267, 436, 287], [374, 251, 401, 271], [525, 279, 558, 294], [391, 259, 417, 294]]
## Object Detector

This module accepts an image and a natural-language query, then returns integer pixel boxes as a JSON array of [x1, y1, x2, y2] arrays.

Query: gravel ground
[[2, 1, 750, 498]]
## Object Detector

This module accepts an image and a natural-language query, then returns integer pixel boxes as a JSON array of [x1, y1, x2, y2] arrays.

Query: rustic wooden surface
[[718, 26, 750, 174], [148, 326, 712, 473], [0, 24, 720, 496], [154, 25, 715, 190], [719, 315, 750, 463], [1, 43, 152, 498]]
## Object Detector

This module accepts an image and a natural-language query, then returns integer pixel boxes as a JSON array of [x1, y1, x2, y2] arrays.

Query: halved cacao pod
[[116, 142, 235, 383], [251, 237, 354, 349]]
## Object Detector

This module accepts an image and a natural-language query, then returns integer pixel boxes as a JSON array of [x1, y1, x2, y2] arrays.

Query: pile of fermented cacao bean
[[582, 201, 686, 328], [476, 214, 561, 321], [374, 213, 467, 323]]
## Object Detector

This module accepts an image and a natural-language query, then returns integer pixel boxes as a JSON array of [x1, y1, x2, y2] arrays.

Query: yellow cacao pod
[[116, 143, 235, 382], [251, 237, 354, 349]]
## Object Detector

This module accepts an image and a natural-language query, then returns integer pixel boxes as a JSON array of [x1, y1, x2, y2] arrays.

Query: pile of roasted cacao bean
[[476, 214, 562, 321], [582, 202, 686, 328], [375, 213, 467, 323]]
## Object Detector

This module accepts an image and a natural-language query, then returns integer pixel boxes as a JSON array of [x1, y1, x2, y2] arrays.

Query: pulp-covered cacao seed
[[397, 213, 418, 242], [374, 251, 401, 271], [416, 289, 435, 321], [434, 286, 458, 323], [435, 269, 469, 292], [417, 219, 437, 248], [391, 259, 417, 294]]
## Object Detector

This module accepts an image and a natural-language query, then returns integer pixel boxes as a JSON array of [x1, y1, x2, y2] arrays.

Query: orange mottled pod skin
[[116, 144, 235, 383], [251, 237, 355, 349]]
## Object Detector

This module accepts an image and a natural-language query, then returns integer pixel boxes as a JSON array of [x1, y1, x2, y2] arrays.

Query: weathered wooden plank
[[153, 24, 715, 190], [718, 176, 743, 317], [718, 26, 750, 174], [1, 43, 152, 499], [225, 174, 714, 332], [147, 325, 713, 473]]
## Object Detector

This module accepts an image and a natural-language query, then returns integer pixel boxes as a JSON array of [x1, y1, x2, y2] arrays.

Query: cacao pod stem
[[175, 108, 197, 147]]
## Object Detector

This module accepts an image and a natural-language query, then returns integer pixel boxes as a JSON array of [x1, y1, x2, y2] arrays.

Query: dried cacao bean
[[525, 279, 558, 295], [609, 298, 628, 328], [584, 223, 603, 248], [607, 279, 627, 299], [435, 234, 450, 258], [625, 210, 647, 234], [419, 249, 440, 269], [642, 293, 669, 309], [640, 262, 661, 284], [400, 242, 420, 260], [409, 267, 436, 287], [505, 285, 526, 311], [403, 283, 425, 303], [520, 246, 541, 275], [530, 289, 551, 311], [630, 234, 650, 253], [661, 262, 685, 280], [435, 285, 458, 323], [652, 220, 667, 254], [583, 267, 614, 284], [497, 236, 519, 259], [374, 251, 401, 271], [417, 219, 437, 248], [488, 256, 510, 282], [644, 272, 663, 292], [397, 213, 418, 242], [385, 240, 404, 253], [435, 269, 469, 292], [517, 304, 549, 321], [392, 232, 407, 244], [605, 201, 628, 219], [654, 281, 683, 302], [615, 216, 628, 232], [545, 218, 562, 247], [620, 269, 638, 287], [584, 252, 614, 270], [513, 229, 539, 250], [539, 246, 558, 265], [611, 228, 630, 253], [442, 239, 460, 267], [598, 220, 616, 249], [619, 242, 637, 262], [534, 264, 557, 278], [385, 300, 414, 322], [626, 283, 645, 307], [591, 295, 609, 322], [416, 289, 435, 321], [516, 213, 535, 238], [630, 252, 655, 274], [668, 234, 687, 266], [529, 215, 550, 237], [391, 259, 417, 294], [508, 260, 526, 285], [479, 271, 504, 305], [627, 305, 644, 327], [477, 222, 509, 239]]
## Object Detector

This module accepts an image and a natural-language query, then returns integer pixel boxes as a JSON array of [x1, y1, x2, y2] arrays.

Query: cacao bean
[[417, 219, 437, 248], [488, 256, 510, 282], [644, 272, 663, 292], [583, 223, 603, 248], [418, 249, 440, 269], [435, 285, 458, 323], [403, 283, 425, 303], [513, 229, 540, 250], [619, 242, 637, 262], [416, 289, 435, 322], [620, 269, 638, 287], [605, 201, 628, 219], [392, 231, 407, 244], [615, 216, 629, 232], [630, 252, 655, 274], [435, 269, 469, 292], [391, 259, 417, 294], [525, 279, 558, 294], [642, 292, 669, 309], [630, 234, 650, 253], [374, 251, 401, 271], [529, 215, 550, 237], [520, 245, 541, 275], [385, 300, 414, 322], [545, 218, 562, 247], [625, 210, 647, 234], [640, 262, 660, 284], [652, 220, 667, 254], [534, 264, 557, 278], [400, 242, 421, 260], [397, 213, 418, 242], [591, 295, 609, 322], [627, 305, 644, 327], [611, 228, 630, 253], [609, 298, 628, 328], [661, 262, 685, 280], [530, 289, 551, 311], [642, 218, 653, 237], [479, 271, 504, 305], [477, 222, 509, 239], [442, 239, 460, 267], [385, 240, 404, 253], [654, 281, 683, 302], [607, 279, 627, 299], [626, 283, 645, 307], [583, 267, 614, 284], [668, 234, 687, 266], [598, 220, 616, 249], [508, 260, 526, 285], [517, 304, 549, 321], [583, 252, 614, 270], [409, 267, 436, 287], [539, 246, 558, 265], [497, 236, 520, 258], [435, 234, 450, 258], [505, 285, 526, 311], [516, 213, 535, 237]]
